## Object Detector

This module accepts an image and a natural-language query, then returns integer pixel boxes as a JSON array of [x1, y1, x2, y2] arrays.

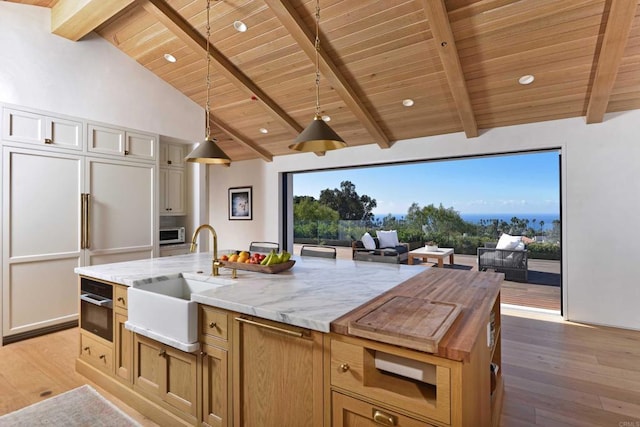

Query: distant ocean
[[373, 213, 559, 231]]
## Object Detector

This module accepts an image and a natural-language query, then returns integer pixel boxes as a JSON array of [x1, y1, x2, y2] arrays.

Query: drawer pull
[[44, 138, 53, 144], [99, 354, 106, 361], [209, 322, 217, 329], [339, 363, 350, 372], [117, 297, 125, 303], [159, 349, 166, 357], [372, 409, 397, 426], [83, 346, 90, 352], [235, 317, 303, 338]]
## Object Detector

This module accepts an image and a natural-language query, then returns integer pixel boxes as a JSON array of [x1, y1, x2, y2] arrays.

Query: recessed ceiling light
[[321, 115, 331, 122], [233, 21, 248, 32], [163, 53, 177, 63], [259, 128, 268, 134], [518, 74, 535, 85], [402, 99, 414, 107]]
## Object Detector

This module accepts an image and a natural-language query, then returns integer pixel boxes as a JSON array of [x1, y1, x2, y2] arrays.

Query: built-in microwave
[[159, 227, 186, 245], [80, 278, 113, 342]]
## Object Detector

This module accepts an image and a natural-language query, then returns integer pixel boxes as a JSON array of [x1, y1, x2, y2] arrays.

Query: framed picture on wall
[[229, 186, 252, 220]]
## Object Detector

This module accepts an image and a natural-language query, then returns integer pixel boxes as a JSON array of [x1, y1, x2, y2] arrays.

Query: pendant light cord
[[314, 0, 321, 117], [205, 0, 212, 140]]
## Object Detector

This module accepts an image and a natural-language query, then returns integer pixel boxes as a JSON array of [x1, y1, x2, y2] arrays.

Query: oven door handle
[[80, 293, 113, 308]]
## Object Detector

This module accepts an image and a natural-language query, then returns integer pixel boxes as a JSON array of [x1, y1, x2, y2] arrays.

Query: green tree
[[319, 181, 377, 221], [293, 196, 339, 221]]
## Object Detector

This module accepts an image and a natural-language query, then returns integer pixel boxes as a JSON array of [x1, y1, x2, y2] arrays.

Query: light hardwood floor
[[0, 328, 158, 426], [2, 312, 639, 426]]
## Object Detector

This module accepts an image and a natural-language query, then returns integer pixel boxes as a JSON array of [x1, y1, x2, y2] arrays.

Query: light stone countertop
[[75, 252, 427, 333]]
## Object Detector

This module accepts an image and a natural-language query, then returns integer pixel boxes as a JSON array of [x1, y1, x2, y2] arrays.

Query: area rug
[[0, 385, 141, 426]]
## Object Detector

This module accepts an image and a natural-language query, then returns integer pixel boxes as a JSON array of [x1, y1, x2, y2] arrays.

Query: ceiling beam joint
[[420, 0, 478, 138], [264, 0, 393, 149], [585, 0, 637, 124]]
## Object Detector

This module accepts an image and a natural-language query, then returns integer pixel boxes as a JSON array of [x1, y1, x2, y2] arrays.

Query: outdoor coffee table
[[407, 247, 455, 267]]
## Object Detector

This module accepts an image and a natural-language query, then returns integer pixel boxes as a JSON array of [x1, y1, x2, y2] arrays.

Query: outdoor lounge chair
[[477, 242, 528, 282]]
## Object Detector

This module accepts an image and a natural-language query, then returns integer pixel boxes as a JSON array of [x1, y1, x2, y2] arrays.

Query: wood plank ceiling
[[12, 0, 640, 162]]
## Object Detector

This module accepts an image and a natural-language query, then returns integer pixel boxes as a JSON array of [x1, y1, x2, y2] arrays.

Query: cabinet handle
[[167, 160, 172, 165], [235, 317, 303, 338], [200, 351, 207, 357], [124, 150, 130, 155], [209, 322, 217, 329], [99, 354, 106, 361], [83, 346, 90, 352], [372, 409, 397, 426], [159, 349, 166, 357], [44, 138, 53, 144], [117, 297, 125, 303], [339, 363, 350, 372]]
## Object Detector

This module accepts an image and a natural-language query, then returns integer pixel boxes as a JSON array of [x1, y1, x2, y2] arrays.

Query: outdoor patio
[[293, 244, 561, 312]]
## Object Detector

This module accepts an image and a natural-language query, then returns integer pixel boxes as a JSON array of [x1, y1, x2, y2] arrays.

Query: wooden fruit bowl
[[221, 260, 295, 274]]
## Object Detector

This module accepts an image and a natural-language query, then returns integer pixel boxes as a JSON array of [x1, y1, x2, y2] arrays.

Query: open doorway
[[286, 150, 561, 312]]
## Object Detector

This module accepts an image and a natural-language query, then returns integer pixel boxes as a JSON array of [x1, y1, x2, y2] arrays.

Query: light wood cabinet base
[[76, 358, 192, 427]]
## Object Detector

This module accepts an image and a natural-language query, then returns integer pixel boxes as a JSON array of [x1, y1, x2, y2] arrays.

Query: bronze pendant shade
[[185, 137, 231, 164], [184, 0, 231, 165], [289, 115, 346, 152]]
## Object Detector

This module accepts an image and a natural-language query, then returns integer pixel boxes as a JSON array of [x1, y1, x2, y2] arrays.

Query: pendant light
[[289, 0, 346, 152], [186, 0, 231, 165]]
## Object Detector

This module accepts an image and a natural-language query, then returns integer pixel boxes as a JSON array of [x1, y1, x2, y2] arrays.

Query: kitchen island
[[75, 253, 503, 427]]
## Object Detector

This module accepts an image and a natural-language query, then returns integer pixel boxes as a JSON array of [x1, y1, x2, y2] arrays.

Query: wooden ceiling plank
[[212, 119, 274, 162], [51, 0, 136, 41], [585, 0, 638, 123], [142, 0, 303, 136], [420, 0, 478, 138], [264, 0, 393, 149]]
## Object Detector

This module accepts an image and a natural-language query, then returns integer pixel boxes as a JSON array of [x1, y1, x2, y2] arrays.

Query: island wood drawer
[[332, 392, 436, 427], [80, 332, 113, 374], [330, 336, 451, 425], [114, 285, 128, 311], [200, 306, 229, 345]]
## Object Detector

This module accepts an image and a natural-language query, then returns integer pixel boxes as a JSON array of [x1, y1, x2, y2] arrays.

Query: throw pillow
[[361, 232, 376, 250], [496, 233, 522, 250], [377, 230, 399, 248]]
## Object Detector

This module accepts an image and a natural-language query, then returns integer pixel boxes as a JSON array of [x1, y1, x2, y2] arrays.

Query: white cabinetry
[[88, 124, 156, 161], [2, 107, 83, 151], [84, 158, 155, 265], [2, 147, 83, 338], [159, 143, 186, 216], [1, 104, 156, 341]]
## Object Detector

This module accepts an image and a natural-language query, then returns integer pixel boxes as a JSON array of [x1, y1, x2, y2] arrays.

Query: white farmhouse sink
[[127, 277, 230, 347]]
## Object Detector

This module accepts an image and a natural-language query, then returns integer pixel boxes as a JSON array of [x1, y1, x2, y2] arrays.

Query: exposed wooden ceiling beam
[[142, 0, 303, 138], [586, 0, 637, 124], [420, 0, 478, 138], [264, 0, 392, 149], [211, 119, 273, 162], [51, 0, 135, 41]]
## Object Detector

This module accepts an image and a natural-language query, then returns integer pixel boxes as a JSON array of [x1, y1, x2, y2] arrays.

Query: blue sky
[[293, 151, 560, 216]]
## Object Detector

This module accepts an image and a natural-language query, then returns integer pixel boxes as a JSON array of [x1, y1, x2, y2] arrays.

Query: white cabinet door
[[2, 107, 83, 150], [160, 143, 185, 167], [2, 147, 83, 337], [88, 124, 125, 156], [125, 131, 156, 161], [160, 167, 186, 215], [84, 158, 155, 265]]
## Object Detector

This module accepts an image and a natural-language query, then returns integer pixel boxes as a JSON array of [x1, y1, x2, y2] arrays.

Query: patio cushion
[[377, 230, 400, 248], [361, 232, 376, 250]]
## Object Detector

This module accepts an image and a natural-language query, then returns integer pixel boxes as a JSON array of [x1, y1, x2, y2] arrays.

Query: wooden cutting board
[[348, 296, 461, 353]]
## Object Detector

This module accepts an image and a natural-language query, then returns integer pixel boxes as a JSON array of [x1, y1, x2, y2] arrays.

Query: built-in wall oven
[[80, 278, 113, 342]]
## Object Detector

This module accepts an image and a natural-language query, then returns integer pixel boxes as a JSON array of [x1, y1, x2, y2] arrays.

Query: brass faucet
[[190, 224, 222, 276]]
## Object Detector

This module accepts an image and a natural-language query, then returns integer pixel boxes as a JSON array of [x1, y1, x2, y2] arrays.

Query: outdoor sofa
[[477, 234, 529, 282], [352, 231, 409, 264]]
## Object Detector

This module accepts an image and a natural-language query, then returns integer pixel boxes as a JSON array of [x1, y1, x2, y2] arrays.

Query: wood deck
[[294, 245, 562, 312]]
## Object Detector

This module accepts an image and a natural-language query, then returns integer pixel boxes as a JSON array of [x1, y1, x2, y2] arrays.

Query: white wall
[[209, 110, 640, 331], [0, 3, 202, 141]]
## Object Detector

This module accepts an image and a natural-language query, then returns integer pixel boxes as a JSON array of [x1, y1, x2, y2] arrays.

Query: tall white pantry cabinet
[[1, 105, 158, 342]]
